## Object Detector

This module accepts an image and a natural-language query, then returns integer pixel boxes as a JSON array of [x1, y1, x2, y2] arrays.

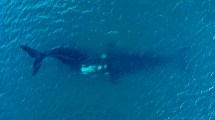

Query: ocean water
[[1, 0, 215, 119]]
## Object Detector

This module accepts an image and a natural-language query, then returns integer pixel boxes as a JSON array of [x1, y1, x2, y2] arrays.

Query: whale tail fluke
[[20, 45, 46, 75]]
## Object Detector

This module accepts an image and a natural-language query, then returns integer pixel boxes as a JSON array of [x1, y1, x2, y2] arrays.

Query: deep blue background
[[1, 0, 215, 119]]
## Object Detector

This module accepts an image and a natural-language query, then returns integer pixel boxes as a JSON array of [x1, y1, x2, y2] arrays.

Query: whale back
[[48, 47, 88, 67]]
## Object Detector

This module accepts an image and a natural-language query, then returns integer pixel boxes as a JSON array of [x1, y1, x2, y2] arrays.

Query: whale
[[20, 45, 187, 84]]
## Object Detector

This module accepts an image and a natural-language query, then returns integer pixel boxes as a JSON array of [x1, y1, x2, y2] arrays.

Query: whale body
[[20, 45, 184, 84]]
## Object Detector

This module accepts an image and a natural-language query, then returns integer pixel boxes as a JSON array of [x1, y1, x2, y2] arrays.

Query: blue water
[[1, 0, 215, 119]]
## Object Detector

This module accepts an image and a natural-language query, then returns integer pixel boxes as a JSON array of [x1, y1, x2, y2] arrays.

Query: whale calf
[[20, 45, 186, 84]]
